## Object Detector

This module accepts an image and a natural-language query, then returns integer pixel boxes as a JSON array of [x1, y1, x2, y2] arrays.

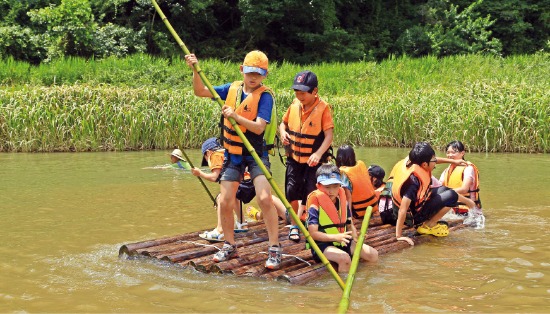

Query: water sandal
[[199, 229, 225, 242], [246, 206, 260, 221], [416, 223, 449, 237], [288, 225, 300, 243], [234, 221, 249, 233]]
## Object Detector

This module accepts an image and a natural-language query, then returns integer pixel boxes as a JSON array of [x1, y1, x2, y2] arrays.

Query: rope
[[177, 240, 223, 251], [259, 251, 312, 266]]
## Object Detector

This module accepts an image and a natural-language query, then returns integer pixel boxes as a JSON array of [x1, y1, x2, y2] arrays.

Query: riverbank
[[1, 53, 548, 152]]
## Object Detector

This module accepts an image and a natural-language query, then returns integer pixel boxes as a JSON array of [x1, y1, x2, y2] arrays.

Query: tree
[[397, 0, 502, 57], [28, 0, 97, 60]]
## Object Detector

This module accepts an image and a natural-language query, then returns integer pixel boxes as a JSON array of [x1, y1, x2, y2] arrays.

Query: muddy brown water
[[1, 148, 549, 312]]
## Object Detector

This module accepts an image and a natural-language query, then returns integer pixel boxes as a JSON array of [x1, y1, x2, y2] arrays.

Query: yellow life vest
[[340, 160, 378, 218], [442, 162, 482, 209], [307, 187, 348, 248], [221, 81, 276, 155], [391, 162, 432, 213], [285, 97, 330, 164]]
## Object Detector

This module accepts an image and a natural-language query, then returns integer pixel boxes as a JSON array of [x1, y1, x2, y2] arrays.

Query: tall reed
[[1, 53, 548, 153]]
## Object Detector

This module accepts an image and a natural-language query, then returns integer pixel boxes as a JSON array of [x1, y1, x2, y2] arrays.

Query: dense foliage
[[0, 0, 548, 64], [1, 53, 548, 153]]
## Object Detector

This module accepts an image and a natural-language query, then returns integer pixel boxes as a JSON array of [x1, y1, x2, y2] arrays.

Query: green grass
[[1, 53, 548, 152]]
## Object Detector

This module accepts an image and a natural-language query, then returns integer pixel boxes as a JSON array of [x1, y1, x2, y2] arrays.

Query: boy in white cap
[[306, 164, 378, 272], [185, 51, 281, 269], [169, 149, 191, 169]]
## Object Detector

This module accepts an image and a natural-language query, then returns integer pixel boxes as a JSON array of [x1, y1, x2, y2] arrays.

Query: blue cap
[[201, 137, 222, 166], [243, 66, 268, 76], [317, 171, 342, 186]]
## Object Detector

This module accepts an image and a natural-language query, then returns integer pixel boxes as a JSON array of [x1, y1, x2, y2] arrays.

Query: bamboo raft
[[118, 213, 465, 285]]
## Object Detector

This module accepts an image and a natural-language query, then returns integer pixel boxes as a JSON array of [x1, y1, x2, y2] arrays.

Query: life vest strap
[[290, 150, 313, 157], [289, 138, 315, 149], [319, 222, 347, 232], [287, 129, 318, 140], [222, 124, 239, 136], [222, 137, 244, 149], [352, 195, 376, 207]]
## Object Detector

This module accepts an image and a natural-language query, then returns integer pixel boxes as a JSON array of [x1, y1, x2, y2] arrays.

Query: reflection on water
[[0, 149, 549, 312]]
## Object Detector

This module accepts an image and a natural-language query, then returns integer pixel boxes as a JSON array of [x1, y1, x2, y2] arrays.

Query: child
[[336, 145, 379, 217], [169, 149, 191, 170], [185, 51, 281, 269], [193, 138, 287, 240], [439, 140, 485, 228], [279, 70, 334, 243], [392, 142, 471, 245], [368, 164, 386, 191], [193, 137, 243, 241], [306, 164, 378, 272]]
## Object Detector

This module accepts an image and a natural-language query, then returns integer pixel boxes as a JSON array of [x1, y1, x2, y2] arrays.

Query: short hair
[[316, 163, 340, 178], [335, 144, 356, 167], [408, 141, 435, 165]]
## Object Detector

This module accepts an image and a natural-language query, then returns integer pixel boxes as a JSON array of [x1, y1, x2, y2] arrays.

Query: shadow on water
[[0, 149, 549, 312]]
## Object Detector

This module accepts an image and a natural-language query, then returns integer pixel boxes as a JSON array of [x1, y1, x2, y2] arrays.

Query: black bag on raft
[[379, 181, 397, 225]]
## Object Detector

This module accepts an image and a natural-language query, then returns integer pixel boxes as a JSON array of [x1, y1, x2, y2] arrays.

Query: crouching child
[[306, 164, 378, 273]]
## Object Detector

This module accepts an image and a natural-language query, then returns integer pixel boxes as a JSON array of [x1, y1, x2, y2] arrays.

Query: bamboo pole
[[338, 207, 373, 314], [150, 0, 345, 290]]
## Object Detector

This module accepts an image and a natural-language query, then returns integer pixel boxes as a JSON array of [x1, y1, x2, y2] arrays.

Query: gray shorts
[[219, 155, 271, 182]]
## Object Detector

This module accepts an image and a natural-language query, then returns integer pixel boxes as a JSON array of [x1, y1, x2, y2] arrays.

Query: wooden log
[[209, 239, 300, 274], [156, 227, 272, 261], [193, 239, 278, 273], [139, 238, 211, 257], [166, 233, 275, 264], [118, 233, 199, 257], [153, 239, 221, 259], [279, 221, 468, 285], [228, 242, 308, 277], [260, 258, 316, 280], [277, 263, 330, 285]]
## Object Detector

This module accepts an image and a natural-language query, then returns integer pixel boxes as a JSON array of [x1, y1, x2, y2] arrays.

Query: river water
[[1, 148, 549, 313]]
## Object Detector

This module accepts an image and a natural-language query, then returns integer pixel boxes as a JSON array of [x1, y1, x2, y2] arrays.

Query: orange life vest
[[307, 187, 348, 247], [285, 97, 330, 164], [340, 160, 378, 217], [442, 162, 482, 210], [221, 81, 271, 155], [391, 162, 432, 213]]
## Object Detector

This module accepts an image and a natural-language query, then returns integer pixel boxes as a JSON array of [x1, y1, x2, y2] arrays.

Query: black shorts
[[413, 186, 458, 225], [285, 158, 320, 204], [311, 242, 352, 263]]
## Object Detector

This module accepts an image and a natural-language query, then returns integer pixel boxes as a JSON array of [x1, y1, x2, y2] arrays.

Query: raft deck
[[118, 213, 465, 285]]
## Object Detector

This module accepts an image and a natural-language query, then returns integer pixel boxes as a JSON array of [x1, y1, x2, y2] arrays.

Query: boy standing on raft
[[279, 70, 334, 243], [184, 51, 282, 269], [306, 164, 378, 272]]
